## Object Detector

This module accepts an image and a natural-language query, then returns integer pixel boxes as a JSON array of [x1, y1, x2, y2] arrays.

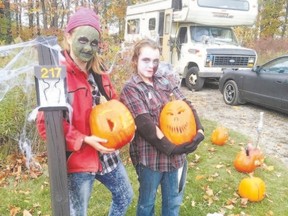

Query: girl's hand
[[84, 135, 115, 153]]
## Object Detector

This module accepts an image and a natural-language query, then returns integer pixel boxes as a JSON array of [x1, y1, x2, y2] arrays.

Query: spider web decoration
[[0, 37, 61, 168]]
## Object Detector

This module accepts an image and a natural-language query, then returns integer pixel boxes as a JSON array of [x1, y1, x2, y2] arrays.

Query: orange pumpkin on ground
[[90, 99, 135, 149], [238, 176, 266, 202], [234, 148, 257, 173], [210, 127, 229, 146], [159, 99, 196, 145]]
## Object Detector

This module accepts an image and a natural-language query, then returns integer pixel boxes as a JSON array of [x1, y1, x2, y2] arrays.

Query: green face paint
[[70, 26, 100, 62]]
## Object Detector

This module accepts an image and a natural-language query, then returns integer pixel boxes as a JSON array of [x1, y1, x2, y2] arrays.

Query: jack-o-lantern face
[[159, 100, 196, 145], [90, 99, 136, 149]]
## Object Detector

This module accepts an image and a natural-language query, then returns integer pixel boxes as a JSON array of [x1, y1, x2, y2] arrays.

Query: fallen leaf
[[224, 204, 234, 210], [194, 154, 201, 163], [208, 147, 216, 152], [23, 209, 33, 216], [9, 206, 21, 216], [265, 165, 274, 171], [195, 175, 205, 180], [240, 198, 248, 207], [226, 168, 232, 175], [33, 203, 41, 208], [189, 162, 196, 168], [266, 210, 274, 216], [207, 176, 215, 182], [206, 186, 214, 196], [191, 200, 196, 207], [275, 172, 282, 178], [226, 198, 237, 205], [18, 190, 30, 195], [215, 164, 224, 169]]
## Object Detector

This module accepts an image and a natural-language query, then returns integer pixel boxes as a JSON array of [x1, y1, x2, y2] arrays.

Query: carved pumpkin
[[238, 176, 266, 202], [234, 148, 257, 173], [90, 99, 136, 149], [159, 99, 196, 145], [211, 127, 229, 146]]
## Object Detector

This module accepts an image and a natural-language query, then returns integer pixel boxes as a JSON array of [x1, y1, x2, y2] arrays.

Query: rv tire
[[185, 67, 205, 91]]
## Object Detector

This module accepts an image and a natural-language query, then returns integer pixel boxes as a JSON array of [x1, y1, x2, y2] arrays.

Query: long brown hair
[[131, 39, 161, 73]]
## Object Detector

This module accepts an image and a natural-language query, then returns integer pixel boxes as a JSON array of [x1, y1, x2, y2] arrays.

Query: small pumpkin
[[159, 98, 196, 145], [210, 127, 229, 146], [90, 99, 136, 149], [234, 147, 257, 173], [238, 176, 266, 202]]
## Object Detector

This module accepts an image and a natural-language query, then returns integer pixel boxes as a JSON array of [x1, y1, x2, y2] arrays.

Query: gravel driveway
[[181, 82, 288, 167]]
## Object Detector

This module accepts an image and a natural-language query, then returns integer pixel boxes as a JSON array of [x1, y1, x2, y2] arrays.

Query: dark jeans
[[135, 160, 187, 216]]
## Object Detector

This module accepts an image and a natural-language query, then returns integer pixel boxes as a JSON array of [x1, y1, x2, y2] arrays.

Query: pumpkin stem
[[245, 147, 250, 156], [99, 95, 107, 104], [169, 93, 176, 101]]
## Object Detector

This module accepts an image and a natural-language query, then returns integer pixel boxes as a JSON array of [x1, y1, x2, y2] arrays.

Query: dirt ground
[[181, 82, 288, 167]]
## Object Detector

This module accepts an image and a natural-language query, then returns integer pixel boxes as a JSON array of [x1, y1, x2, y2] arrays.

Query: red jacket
[[36, 51, 118, 173]]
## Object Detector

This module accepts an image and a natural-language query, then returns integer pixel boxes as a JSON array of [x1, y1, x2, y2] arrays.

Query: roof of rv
[[125, 0, 258, 26], [126, 0, 171, 15]]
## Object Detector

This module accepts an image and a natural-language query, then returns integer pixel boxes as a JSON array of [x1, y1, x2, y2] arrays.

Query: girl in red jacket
[[37, 7, 133, 216]]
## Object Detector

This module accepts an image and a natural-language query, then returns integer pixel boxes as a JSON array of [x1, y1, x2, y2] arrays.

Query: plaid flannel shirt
[[120, 73, 187, 172], [88, 73, 120, 175]]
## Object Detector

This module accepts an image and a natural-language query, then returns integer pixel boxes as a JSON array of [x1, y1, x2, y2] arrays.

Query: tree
[[40, 0, 47, 30], [28, 0, 34, 38], [3, 0, 12, 43], [281, 0, 288, 37], [257, 0, 286, 38]]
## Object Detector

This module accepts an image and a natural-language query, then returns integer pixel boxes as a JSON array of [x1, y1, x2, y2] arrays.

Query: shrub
[[250, 37, 288, 64]]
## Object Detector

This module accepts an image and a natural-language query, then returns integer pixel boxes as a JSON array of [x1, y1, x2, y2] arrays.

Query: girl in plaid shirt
[[120, 39, 204, 216]]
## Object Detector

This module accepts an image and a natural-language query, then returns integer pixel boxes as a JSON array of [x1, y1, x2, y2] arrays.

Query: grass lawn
[[1, 119, 288, 216]]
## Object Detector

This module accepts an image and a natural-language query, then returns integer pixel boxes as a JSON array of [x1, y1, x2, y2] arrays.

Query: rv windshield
[[198, 0, 249, 11], [191, 26, 238, 45]]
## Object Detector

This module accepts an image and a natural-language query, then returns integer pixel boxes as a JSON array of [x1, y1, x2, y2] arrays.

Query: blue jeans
[[68, 162, 133, 216], [135, 161, 187, 216]]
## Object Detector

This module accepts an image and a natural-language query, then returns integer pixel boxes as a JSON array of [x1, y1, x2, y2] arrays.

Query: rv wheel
[[185, 67, 205, 91]]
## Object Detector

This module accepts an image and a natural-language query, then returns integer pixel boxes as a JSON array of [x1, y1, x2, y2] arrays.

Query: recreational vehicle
[[124, 0, 258, 90]]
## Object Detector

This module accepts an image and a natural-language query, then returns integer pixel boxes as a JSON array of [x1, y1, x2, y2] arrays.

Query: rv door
[[161, 8, 173, 63]]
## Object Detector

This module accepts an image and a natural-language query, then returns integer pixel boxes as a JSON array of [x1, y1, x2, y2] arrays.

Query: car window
[[260, 57, 288, 74]]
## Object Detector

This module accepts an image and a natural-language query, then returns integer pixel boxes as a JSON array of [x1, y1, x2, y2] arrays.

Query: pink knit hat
[[65, 7, 101, 34]]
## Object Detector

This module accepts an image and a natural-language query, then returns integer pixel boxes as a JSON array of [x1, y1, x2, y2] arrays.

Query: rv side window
[[198, 0, 249, 11], [127, 19, 140, 34], [149, 18, 156, 30], [159, 12, 164, 36], [178, 27, 187, 44], [172, 0, 182, 11]]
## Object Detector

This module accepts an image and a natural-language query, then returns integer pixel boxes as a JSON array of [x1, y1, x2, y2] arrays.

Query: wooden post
[[35, 36, 70, 215]]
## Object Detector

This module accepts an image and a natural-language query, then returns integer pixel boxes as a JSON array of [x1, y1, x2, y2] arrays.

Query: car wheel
[[223, 80, 243, 105], [185, 67, 205, 91]]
